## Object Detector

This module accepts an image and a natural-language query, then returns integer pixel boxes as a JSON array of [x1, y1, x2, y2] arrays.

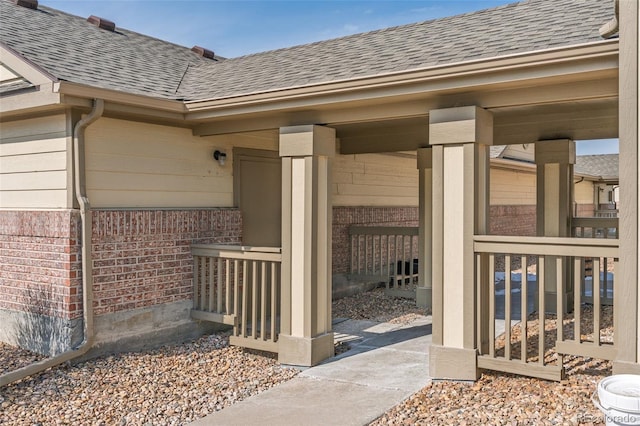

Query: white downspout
[[0, 99, 104, 387]]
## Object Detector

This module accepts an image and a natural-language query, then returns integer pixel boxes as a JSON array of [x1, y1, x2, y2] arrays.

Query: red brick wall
[[0, 210, 82, 320], [575, 203, 596, 217], [489, 205, 537, 236], [332, 207, 419, 275], [91, 209, 242, 316], [0, 209, 241, 320]]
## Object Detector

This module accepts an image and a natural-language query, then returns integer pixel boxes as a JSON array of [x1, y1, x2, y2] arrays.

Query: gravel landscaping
[[372, 304, 613, 425], [372, 356, 609, 425], [0, 288, 420, 425], [0, 333, 298, 425], [0, 288, 616, 425]]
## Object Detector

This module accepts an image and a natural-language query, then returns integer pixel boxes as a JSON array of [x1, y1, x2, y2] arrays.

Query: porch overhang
[[188, 40, 618, 150]]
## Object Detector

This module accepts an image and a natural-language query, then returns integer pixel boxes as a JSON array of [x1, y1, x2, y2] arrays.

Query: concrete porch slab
[[192, 316, 433, 426]]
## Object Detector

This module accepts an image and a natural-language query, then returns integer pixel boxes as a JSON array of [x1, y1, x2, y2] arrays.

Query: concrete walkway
[[192, 316, 433, 426]]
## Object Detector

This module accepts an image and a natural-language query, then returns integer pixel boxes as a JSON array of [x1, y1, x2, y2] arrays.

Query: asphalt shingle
[[575, 154, 619, 179], [0, 0, 614, 102], [0, 0, 217, 99]]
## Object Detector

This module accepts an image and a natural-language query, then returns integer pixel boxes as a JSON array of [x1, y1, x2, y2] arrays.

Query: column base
[[429, 345, 479, 381], [278, 332, 334, 367], [613, 360, 640, 375], [416, 287, 432, 309]]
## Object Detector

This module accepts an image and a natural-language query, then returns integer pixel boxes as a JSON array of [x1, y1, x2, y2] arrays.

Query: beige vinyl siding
[[490, 167, 537, 206], [333, 153, 419, 206], [575, 179, 594, 204], [85, 118, 278, 208], [0, 114, 70, 208]]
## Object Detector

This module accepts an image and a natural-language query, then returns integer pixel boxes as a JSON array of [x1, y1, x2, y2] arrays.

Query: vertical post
[[535, 139, 575, 314], [416, 148, 433, 308], [429, 106, 492, 381], [614, 0, 640, 375], [278, 125, 335, 367]]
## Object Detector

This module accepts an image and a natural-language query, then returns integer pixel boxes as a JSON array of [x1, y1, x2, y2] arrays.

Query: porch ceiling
[[333, 97, 617, 154]]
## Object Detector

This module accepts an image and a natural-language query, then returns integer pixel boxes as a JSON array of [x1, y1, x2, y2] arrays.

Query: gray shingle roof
[[179, 0, 612, 100], [575, 154, 619, 179], [0, 0, 217, 99], [0, 0, 613, 102]]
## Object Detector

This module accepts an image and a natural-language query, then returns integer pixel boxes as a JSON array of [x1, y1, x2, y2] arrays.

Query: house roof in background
[[0, 0, 613, 101], [575, 154, 619, 180]]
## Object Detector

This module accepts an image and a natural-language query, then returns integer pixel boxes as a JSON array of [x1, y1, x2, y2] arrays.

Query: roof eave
[[185, 39, 619, 118]]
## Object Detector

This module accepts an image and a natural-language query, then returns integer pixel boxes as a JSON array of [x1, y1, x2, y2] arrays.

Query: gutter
[[0, 99, 104, 387]]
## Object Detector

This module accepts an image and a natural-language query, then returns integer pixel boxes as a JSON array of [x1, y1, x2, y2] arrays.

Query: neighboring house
[[1, 0, 638, 383], [576, 154, 620, 214]]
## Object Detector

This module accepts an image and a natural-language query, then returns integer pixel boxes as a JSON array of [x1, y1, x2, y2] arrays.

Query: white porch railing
[[349, 226, 419, 297], [191, 244, 281, 353], [474, 235, 618, 381]]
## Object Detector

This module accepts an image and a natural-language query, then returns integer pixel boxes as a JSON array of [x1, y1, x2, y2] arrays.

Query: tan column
[[416, 148, 432, 308], [535, 139, 575, 314], [429, 106, 492, 381], [614, 0, 640, 374], [278, 125, 335, 367]]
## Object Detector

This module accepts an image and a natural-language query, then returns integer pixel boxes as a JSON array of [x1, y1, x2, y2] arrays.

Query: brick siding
[[0, 209, 241, 320], [91, 209, 241, 316], [489, 205, 537, 236], [0, 210, 82, 320], [575, 203, 596, 217]]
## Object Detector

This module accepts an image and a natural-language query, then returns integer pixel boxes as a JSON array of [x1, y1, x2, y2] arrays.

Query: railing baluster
[[581, 257, 586, 301], [350, 235, 354, 274], [217, 258, 223, 313], [574, 257, 582, 343], [593, 257, 601, 346], [357, 235, 362, 275], [556, 257, 564, 346], [489, 253, 495, 358], [401, 235, 407, 289], [521, 255, 527, 363], [209, 257, 215, 312], [393, 235, 398, 289], [538, 256, 545, 365], [505, 254, 511, 361], [386, 235, 391, 281], [193, 256, 200, 310], [603, 257, 609, 304], [225, 259, 231, 314], [251, 261, 258, 339], [409, 235, 414, 285], [233, 260, 239, 314], [365, 235, 370, 275], [261, 261, 267, 340], [476, 254, 482, 353], [242, 260, 248, 338], [271, 262, 277, 342], [200, 257, 207, 311]]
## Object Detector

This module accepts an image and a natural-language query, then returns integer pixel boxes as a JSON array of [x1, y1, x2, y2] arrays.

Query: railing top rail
[[474, 235, 619, 257], [192, 244, 282, 261], [571, 217, 619, 227], [192, 244, 281, 253], [349, 226, 418, 236]]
